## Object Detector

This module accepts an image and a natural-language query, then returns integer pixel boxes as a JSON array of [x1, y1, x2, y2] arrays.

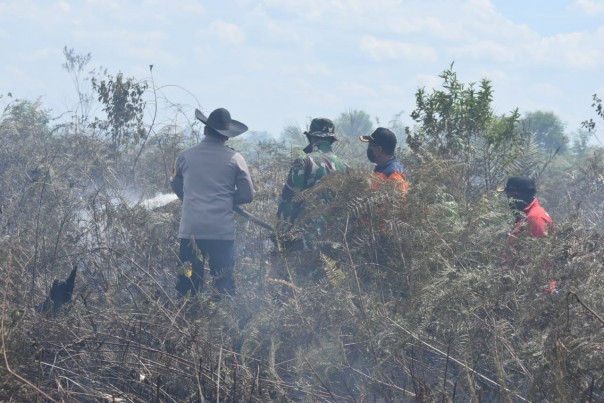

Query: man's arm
[[234, 154, 254, 205], [170, 157, 184, 200], [276, 184, 296, 221], [276, 158, 306, 221]]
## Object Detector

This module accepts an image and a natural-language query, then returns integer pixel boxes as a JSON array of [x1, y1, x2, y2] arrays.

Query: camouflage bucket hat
[[305, 118, 337, 139]]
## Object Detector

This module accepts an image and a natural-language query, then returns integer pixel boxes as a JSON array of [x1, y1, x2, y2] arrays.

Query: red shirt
[[509, 198, 553, 240], [504, 199, 554, 289]]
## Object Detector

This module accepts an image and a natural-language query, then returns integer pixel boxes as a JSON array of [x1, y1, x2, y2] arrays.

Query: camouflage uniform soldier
[[276, 118, 346, 249]]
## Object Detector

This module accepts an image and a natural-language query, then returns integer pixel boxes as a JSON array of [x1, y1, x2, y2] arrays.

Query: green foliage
[[572, 128, 593, 156], [91, 72, 149, 149], [3, 66, 604, 402], [334, 108, 373, 139], [278, 123, 306, 147], [406, 64, 526, 199], [0, 99, 50, 142], [407, 65, 496, 156], [505, 132, 547, 178], [519, 110, 568, 152]]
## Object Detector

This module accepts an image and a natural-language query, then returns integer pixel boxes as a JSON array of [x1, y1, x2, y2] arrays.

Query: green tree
[[571, 128, 592, 156], [334, 109, 373, 138], [90, 72, 148, 150], [278, 124, 305, 146], [406, 64, 522, 198], [519, 111, 568, 152]]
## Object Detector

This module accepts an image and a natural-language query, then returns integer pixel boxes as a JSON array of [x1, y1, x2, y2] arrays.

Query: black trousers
[[175, 238, 235, 297]]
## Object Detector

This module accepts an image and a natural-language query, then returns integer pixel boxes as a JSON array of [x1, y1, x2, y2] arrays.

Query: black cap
[[499, 176, 536, 196], [359, 127, 397, 154]]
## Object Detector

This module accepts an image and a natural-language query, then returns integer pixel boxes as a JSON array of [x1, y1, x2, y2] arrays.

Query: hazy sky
[[1, 0, 603, 139]]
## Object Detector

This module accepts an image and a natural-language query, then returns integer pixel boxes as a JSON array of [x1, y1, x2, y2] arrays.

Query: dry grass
[[1, 102, 604, 402]]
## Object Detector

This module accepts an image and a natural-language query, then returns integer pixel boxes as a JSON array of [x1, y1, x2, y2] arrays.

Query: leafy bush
[[1, 78, 604, 402]]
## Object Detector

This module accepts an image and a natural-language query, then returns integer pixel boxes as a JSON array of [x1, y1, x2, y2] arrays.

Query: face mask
[[366, 148, 376, 163], [510, 199, 528, 212], [507, 193, 533, 212]]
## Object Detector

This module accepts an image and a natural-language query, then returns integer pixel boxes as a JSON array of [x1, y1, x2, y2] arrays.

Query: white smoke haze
[[140, 192, 178, 210]]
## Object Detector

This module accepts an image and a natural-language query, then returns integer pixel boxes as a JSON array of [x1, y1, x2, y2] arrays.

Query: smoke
[[140, 193, 178, 209]]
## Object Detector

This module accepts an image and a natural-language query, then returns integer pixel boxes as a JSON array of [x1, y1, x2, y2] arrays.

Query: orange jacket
[[371, 157, 409, 192]]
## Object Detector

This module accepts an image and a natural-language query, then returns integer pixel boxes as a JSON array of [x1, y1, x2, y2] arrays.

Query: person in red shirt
[[359, 127, 409, 192], [500, 176, 552, 240], [500, 176, 556, 293]]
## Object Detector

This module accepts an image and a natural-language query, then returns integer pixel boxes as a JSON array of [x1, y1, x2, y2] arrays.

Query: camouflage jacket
[[277, 140, 346, 223]]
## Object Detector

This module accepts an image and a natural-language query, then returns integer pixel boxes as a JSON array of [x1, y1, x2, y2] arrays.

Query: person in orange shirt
[[359, 127, 409, 191], [499, 176, 556, 293], [499, 176, 553, 240]]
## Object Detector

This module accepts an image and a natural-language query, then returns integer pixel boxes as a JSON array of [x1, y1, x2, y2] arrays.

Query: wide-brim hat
[[195, 108, 248, 137]]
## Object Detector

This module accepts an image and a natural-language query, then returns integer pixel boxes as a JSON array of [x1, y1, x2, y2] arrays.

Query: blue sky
[[1, 0, 603, 139]]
